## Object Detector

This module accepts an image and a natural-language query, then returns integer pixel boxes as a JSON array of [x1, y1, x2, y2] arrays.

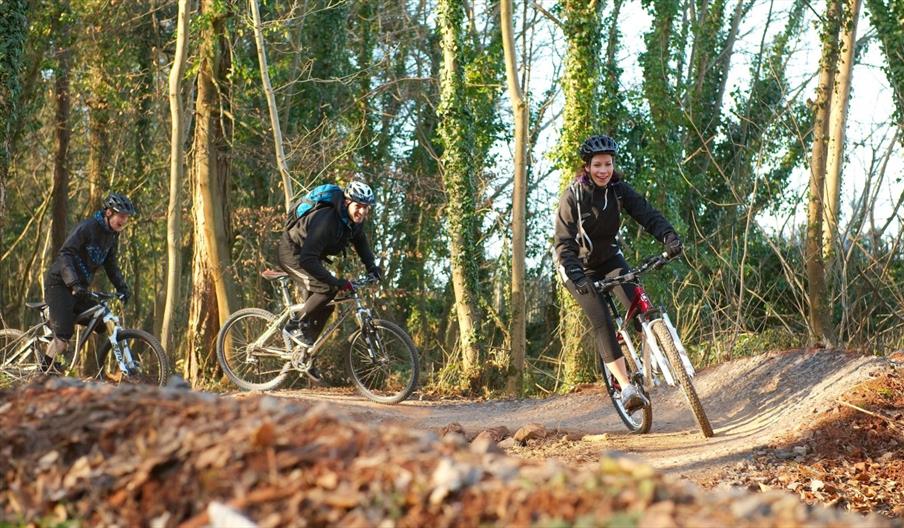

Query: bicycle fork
[[103, 314, 138, 376], [615, 313, 694, 391]]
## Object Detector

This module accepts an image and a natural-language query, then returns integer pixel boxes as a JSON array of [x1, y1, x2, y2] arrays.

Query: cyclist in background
[[277, 181, 382, 381], [43, 192, 137, 373]]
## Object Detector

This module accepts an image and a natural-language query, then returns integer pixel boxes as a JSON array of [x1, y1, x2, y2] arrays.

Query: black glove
[[71, 284, 89, 299], [117, 286, 131, 304], [339, 280, 354, 292], [573, 276, 591, 296], [367, 265, 383, 282], [664, 232, 683, 258]]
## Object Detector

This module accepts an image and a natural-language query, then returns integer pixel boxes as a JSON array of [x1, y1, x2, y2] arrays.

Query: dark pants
[[44, 275, 98, 341], [277, 233, 338, 339], [564, 253, 636, 363]]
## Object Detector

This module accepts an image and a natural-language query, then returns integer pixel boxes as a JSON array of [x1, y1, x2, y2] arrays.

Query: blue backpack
[[285, 183, 344, 230]]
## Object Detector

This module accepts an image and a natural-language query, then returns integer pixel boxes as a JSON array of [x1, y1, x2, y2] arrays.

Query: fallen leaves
[[0, 376, 898, 527], [699, 367, 904, 519]]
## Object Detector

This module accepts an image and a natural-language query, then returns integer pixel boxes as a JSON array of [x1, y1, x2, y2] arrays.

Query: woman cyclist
[[554, 135, 683, 411]]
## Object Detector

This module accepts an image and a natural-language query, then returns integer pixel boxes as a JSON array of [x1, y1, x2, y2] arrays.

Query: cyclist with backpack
[[42, 192, 137, 373], [555, 135, 683, 411], [277, 181, 382, 381]]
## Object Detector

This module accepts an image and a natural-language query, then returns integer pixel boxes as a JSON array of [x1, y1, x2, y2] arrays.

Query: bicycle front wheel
[[99, 329, 170, 386], [347, 319, 419, 404], [216, 308, 290, 391], [0, 328, 41, 388], [651, 320, 713, 437], [601, 336, 652, 434]]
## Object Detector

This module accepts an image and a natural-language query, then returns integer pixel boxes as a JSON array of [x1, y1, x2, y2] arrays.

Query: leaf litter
[[0, 374, 900, 527]]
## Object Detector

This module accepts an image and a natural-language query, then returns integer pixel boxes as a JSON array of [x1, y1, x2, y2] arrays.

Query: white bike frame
[[614, 310, 696, 391]]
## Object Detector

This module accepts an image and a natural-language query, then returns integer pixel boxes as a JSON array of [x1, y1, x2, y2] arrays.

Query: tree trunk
[[806, 0, 842, 348], [823, 0, 861, 257], [85, 63, 109, 215], [161, 0, 191, 356], [249, 0, 293, 209], [437, 0, 483, 390], [184, 0, 238, 386], [50, 21, 72, 259], [555, 0, 604, 389], [501, 0, 528, 396]]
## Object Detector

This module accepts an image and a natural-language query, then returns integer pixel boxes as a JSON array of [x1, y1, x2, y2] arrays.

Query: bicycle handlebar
[[350, 275, 380, 290], [88, 291, 126, 302], [593, 252, 673, 292]]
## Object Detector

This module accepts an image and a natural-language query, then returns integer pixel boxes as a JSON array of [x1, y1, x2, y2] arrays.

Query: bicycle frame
[[249, 276, 376, 360], [74, 297, 140, 376], [596, 255, 697, 392]]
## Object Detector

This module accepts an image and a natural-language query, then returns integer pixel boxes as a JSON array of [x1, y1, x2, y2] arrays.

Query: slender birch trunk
[[823, 0, 861, 257], [806, 0, 842, 347], [161, 0, 191, 355], [501, 0, 528, 395], [249, 0, 293, 209]]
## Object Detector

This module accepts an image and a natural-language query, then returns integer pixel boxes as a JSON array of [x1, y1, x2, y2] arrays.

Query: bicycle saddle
[[261, 269, 288, 281], [26, 301, 47, 310]]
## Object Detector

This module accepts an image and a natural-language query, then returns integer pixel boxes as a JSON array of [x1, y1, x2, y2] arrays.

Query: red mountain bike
[[595, 253, 714, 438]]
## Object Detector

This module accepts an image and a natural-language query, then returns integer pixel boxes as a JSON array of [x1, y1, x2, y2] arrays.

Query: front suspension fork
[[104, 320, 137, 375]]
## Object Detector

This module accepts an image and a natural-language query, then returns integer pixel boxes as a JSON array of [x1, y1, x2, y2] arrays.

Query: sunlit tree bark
[[501, 0, 528, 395], [806, 0, 842, 347], [161, 0, 191, 355], [184, 0, 238, 385]]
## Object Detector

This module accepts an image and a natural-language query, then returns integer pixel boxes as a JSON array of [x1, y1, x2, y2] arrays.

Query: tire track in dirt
[[246, 350, 888, 478]]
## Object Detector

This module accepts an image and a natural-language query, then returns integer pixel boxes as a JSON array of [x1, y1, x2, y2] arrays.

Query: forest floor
[[1, 349, 901, 526], [250, 348, 904, 517]]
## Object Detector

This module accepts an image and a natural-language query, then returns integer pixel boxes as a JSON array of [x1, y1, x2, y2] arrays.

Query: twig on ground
[[836, 398, 904, 434]]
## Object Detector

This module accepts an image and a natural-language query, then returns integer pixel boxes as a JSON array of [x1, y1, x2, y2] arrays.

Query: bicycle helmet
[[345, 181, 376, 206], [579, 134, 618, 162], [103, 192, 138, 216]]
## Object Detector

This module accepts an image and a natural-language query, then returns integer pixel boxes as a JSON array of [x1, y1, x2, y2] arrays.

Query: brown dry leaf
[[253, 421, 276, 448]]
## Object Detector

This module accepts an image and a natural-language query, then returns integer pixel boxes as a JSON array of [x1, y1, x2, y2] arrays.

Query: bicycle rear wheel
[[651, 320, 713, 437], [216, 308, 290, 391], [96, 329, 169, 386], [347, 319, 419, 404], [0, 329, 42, 388], [601, 336, 652, 434]]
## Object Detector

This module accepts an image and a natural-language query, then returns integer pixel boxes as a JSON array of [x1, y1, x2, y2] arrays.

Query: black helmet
[[103, 192, 138, 216], [579, 135, 618, 162]]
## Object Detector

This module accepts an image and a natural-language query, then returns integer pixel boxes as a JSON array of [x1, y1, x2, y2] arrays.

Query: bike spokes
[[0, 330, 42, 388], [217, 309, 290, 391], [347, 321, 418, 404]]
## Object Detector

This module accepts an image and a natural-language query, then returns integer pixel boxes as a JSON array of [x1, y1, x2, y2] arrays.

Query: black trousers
[[277, 232, 338, 338], [564, 253, 636, 363], [44, 274, 99, 341]]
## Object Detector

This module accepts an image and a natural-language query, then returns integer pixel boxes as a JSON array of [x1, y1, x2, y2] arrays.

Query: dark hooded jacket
[[47, 211, 128, 291], [554, 174, 675, 283], [285, 194, 376, 288]]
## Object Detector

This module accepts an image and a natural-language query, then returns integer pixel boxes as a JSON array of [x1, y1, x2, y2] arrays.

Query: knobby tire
[[217, 308, 290, 391], [347, 319, 419, 404], [651, 320, 714, 437]]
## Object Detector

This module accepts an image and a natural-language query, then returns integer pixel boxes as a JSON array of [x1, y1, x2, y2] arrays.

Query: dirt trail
[[243, 349, 888, 478]]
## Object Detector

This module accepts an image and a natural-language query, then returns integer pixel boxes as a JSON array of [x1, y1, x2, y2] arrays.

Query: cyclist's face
[[106, 211, 131, 232], [347, 200, 371, 224], [587, 153, 614, 187]]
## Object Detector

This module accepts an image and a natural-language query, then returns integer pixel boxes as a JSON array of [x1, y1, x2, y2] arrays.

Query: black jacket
[[286, 199, 376, 287], [47, 211, 128, 291], [554, 176, 675, 283]]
